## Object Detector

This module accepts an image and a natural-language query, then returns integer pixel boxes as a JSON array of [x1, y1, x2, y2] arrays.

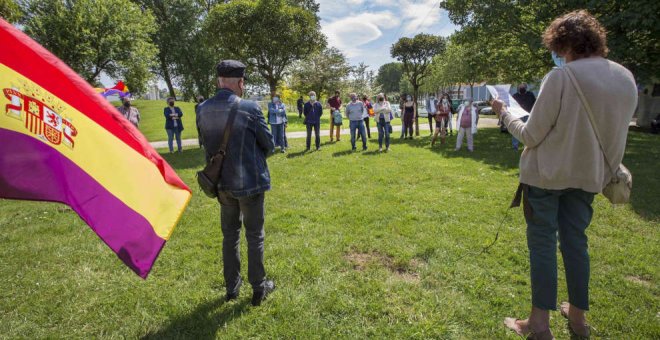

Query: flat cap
[[216, 60, 247, 79]]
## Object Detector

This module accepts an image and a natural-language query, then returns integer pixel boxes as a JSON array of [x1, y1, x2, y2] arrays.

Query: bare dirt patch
[[625, 275, 652, 287], [344, 251, 426, 283]]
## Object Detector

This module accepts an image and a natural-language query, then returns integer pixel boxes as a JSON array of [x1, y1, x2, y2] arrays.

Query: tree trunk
[[159, 55, 176, 99], [413, 85, 420, 136], [470, 83, 474, 98], [268, 77, 278, 96]]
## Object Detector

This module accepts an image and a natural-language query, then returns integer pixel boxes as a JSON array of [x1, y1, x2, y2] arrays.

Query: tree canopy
[[206, 0, 325, 94], [440, 0, 660, 83], [21, 0, 158, 95], [375, 62, 403, 95], [289, 47, 351, 101]]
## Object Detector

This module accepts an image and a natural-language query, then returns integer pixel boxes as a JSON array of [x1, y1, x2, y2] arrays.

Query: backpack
[[333, 110, 343, 125]]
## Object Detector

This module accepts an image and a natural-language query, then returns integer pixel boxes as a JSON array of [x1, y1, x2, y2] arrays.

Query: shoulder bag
[[564, 66, 632, 204], [196, 98, 241, 198]]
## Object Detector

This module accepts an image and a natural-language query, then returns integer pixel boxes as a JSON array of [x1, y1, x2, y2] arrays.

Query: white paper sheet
[[486, 84, 529, 119]]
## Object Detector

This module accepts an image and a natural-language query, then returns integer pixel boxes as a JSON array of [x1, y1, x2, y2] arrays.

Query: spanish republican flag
[[0, 19, 192, 278]]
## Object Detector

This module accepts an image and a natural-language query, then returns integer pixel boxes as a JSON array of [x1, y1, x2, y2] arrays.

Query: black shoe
[[251, 280, 276, 306], [305, 148, 310, 152], [226, 277, 243, 301]]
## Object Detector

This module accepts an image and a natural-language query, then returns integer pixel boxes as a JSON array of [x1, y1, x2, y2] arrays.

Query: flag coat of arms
[[0, 19, 192, 278]]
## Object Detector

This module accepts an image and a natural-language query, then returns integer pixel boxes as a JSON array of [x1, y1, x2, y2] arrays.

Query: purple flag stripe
[[0, 128, 166, 278]]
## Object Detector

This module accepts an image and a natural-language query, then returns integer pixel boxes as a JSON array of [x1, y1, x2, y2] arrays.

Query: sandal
[[504, 318, 555, 339], [560, 302, 591, 338]]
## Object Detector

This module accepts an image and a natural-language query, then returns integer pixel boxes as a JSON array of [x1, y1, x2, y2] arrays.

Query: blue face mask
[[551, 51, 565, 68]]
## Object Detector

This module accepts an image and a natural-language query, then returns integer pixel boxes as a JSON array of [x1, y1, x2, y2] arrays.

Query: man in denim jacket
[[196, 60, 275, 306]]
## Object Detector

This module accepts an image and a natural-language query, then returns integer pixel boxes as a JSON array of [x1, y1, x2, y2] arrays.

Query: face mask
[[273, 97, 280, 102], [519, 87, 527, 94], [378, 98, 383, 102], [168, 102, 174, 106], [442, 99, 448, 104], [350, 97, 357, 102], [123, 101, 130, 108], [551, 51, 565, 67], [310, 96, 316, 101], [463, 101, 469, 106]]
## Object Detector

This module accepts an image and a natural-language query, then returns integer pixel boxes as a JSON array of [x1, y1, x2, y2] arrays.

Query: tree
[[344, 62, 381, 98], [1, 0, 21, 23], [289, 47, 351, 101], [136, 0, 217, 100], [375, 62, 403, 95], [21, 0, 158, 95], [391, 33, 446, 135], [206, 0, 325, 94], [441, 0, 660, 84]]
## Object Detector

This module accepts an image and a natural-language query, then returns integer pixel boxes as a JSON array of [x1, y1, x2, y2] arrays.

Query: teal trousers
[[525, 185, 595, 311]]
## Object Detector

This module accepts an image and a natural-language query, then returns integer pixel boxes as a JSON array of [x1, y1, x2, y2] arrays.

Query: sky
[[318, 0, 459, 71]]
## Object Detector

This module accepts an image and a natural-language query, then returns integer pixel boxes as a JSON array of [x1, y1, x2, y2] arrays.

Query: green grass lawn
[[131, 99, 403, 142], [131, 99, 199, 143], [1, 129, 658, 338]]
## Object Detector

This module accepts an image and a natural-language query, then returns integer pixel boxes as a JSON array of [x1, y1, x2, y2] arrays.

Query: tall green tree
[[1, 0, 21, 23], [289, 47, 351, 101], [22, 0, 158, 95], [136, 0, 217, 99], [441, 0, 660, 83], [391, 33, 446, 135], [206, 0, 325, 94], [375, 62, 403, 95]]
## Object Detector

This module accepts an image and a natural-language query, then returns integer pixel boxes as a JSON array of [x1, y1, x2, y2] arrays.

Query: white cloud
[[399, 0, 443, 36], [318, 0, 459, 69], [322, 11, 400, 58]]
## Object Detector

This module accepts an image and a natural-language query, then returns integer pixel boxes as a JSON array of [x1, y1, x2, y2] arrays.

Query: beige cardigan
[[502, 57, 637, 193]]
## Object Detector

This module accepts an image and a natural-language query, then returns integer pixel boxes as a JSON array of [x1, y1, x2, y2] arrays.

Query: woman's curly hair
[[543, 10, 609, 58]]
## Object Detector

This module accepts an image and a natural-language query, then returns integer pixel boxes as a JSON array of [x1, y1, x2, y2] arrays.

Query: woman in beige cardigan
[[492, 10, 637, 339]]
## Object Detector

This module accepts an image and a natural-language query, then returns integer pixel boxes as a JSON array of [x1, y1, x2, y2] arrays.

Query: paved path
[[149, 117, 501, 149]]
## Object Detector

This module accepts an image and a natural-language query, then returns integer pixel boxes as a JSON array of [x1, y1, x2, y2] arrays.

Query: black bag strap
[[211, 98, 241, 161]]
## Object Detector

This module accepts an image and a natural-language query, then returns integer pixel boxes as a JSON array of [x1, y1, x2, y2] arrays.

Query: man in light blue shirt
[[345, 93, 367, 151]]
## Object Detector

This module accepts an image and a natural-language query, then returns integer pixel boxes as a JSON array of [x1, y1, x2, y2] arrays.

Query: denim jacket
[[267, 102, 287, 125], [196, 89, 274, 197]]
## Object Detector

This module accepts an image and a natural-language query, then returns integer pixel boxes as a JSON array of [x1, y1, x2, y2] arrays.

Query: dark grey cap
[[216, 60, 247, 79]]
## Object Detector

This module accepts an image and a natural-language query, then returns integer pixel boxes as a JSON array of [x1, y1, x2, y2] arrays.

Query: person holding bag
[[492, 10, 637, 339]]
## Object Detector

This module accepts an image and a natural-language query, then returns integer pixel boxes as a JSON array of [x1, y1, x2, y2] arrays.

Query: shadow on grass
[[141, 298, 249, 340], [623, 131, 660, 221], [332, 149, 363, 157], [387, 128, 521, 170], [160, 149, 206, 170]]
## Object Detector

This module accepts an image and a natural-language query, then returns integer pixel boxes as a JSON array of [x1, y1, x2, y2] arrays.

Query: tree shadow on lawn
[[622, 131, 660, 220], [160, 148, 207, 170], [141, 298, 250, 340], [388, 128, 521, 170]]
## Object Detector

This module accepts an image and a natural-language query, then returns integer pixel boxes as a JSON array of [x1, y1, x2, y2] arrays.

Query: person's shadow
[[141, 298, 249, 339]]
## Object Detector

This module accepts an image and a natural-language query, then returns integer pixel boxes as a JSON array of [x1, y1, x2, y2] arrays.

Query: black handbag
[[196, 99, 240, 198]]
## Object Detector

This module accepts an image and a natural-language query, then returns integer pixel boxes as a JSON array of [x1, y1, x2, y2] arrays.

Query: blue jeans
[[270, 123, 286, 149], [377, 118, 390, 149], [166, 129, 182, 152], [525, 185, 595, 311], [350, 120, 367, 150]]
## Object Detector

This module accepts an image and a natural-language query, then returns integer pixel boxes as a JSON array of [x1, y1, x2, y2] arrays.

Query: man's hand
[[491, 99, 506, 119]]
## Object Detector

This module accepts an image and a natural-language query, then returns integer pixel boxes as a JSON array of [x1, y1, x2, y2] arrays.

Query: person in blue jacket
[[164, 97, 184, 153], [268, 93, 288, 153], [303, 91, 323, 151]]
